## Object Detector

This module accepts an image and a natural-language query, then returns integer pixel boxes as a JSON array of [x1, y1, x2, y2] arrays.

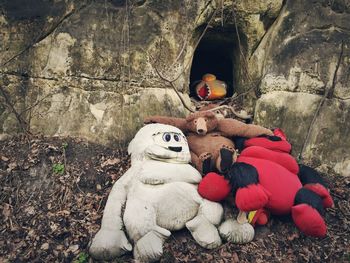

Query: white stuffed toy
[[89, 124, 254, 262]]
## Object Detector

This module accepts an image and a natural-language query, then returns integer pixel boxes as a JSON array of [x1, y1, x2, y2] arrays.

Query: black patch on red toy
[[298, 164, 327, 188], [202, 156, 212, 175], [220, 148, 233, 173], [257, 135, 282, 141], [233, 136, 247, 152], [294, 188, 325, 216], [225, 162, 259, 191]]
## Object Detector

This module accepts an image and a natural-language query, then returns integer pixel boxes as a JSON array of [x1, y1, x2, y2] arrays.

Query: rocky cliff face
[[0, 0, 282, 144], [1, 0, 213, 144], [249, 0, 350, 176], [1, 0, 349, 176]]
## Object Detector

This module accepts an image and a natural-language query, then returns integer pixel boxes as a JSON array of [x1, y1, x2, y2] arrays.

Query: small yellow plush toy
[[195, 73, 227, 100]]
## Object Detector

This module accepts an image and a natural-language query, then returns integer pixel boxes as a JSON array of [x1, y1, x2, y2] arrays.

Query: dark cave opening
[[190, 27, 238, 99]]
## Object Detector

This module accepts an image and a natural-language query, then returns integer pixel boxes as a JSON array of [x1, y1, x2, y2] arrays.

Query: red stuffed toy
[[198, 129, 333, 237]]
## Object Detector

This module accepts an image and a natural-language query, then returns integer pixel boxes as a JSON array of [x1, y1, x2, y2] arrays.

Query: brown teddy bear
[[144, 111, 273, 174]]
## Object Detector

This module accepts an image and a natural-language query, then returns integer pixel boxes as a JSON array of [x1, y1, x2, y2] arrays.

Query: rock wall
[[0, 0, 282, 145], [0, 0, 215, 144], [250, 0, 350, 176]]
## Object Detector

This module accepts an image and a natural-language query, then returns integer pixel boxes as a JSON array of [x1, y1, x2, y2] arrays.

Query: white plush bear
[[89, 124, 253, 262]]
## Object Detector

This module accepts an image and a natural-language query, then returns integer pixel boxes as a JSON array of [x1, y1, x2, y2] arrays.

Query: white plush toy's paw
[[219, 219, 254, 244], [186, 215, 222, 249], [89, 228, 132, 260], [133, 228, 171, 262]]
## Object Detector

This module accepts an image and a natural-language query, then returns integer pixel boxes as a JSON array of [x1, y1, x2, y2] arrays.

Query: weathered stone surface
[[302, 99, 350, 177], [0, 0, 281, 144], [254, 91, 322, 157], [252, 0, 350, 175], [1, 0, 217, 142], [25, 78, 190, 145]]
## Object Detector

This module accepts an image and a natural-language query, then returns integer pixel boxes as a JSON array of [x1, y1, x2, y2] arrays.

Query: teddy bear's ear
[[202, 111, 216, 118], [186, 111, 216, 122], [185, 113, 197, 122]]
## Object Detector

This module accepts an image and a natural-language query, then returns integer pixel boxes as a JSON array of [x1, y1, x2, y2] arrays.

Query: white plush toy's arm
[[89, 167, 137, 260], [139, 161, 202, 185]]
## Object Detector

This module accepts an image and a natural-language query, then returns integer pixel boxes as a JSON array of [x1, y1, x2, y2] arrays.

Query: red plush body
[[237, 155, 302, 215], [198, 130, 333, 237]]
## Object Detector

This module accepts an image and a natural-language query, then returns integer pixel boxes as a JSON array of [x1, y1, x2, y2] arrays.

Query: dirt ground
[[0, 135, 349, 262]]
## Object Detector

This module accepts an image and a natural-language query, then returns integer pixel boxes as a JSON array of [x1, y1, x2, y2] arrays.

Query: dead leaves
[[0, 135, 129, 262], [0, 135, 349, 262], [2, 203, 11, 221], [101, 157, 121, 168]]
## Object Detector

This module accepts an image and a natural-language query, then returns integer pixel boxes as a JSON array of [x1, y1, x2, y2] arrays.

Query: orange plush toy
[[144, 111, 273, 175], [195, 74, 227, 100]]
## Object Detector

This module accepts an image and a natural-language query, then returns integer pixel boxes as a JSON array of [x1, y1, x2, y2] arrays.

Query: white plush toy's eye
[[163, 133, 171, 142], [173, 134, 180, 142]]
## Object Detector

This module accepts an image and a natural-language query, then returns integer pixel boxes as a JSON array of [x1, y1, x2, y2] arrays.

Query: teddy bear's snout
[[197, 129, 205, 134], [196, 117, 208, 135]]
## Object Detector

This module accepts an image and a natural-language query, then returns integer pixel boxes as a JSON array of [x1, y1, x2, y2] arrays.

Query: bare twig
[[0, 86, 31, 134], [232, 5, 252, 84], [152, 64, 194, 112], [19, 93, 52, 116], [206, 104, 252, 119], [150, 6, 219, 112], [155, 7, 218, 83], [298, 41, 344, 161]]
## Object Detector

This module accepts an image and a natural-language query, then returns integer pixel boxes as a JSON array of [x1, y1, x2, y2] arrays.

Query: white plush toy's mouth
[[168, 146, 182, 152]]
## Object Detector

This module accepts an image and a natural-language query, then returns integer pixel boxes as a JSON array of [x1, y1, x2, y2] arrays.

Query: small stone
[[68, 244, 79, 253], [41, 243, 49, 250], [1, 156, 9, 162], [101, 158, 121, 168]]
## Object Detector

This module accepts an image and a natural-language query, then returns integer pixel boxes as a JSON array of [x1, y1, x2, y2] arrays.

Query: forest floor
[[0, 135, 349, 263]]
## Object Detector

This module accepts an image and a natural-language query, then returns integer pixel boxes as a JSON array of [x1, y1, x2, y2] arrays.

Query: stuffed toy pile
[[89, 124, 253, 262], [145, 111, 273, 175], [199, 129, 334, 237]]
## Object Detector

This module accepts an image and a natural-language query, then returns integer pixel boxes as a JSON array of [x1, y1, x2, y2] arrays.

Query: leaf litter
[[0, 135, 349, 262]]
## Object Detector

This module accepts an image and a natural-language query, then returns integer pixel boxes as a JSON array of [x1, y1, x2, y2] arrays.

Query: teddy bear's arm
[[217, 119, 273, 138], [144, 116, 188, 132]]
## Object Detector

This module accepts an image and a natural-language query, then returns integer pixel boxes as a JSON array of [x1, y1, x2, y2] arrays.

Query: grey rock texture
[[0, 0, 280, 143], [1, 0, 214, 143], [250, 0, 350, 176]]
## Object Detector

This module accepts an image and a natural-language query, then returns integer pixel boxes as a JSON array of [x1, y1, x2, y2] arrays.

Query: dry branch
[[298, 41, 344, 161]]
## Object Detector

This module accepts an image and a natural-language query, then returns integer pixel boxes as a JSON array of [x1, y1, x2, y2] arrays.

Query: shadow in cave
[[190, 27, 239, 99]]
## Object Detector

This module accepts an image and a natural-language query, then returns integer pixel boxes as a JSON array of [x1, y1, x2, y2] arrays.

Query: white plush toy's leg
[[124, 197, 171, 262], [186, 199, 223, 249], [133, 226, 170, 262], [219, 218, 254, 244], [89, 179, 132, 260]]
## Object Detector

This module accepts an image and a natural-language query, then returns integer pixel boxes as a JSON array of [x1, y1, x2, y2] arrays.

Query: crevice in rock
[[0, 71, 124, 83], [289, 25, 350, 41], [0, 71, 59, 81], [67, 74, 121, 82]]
